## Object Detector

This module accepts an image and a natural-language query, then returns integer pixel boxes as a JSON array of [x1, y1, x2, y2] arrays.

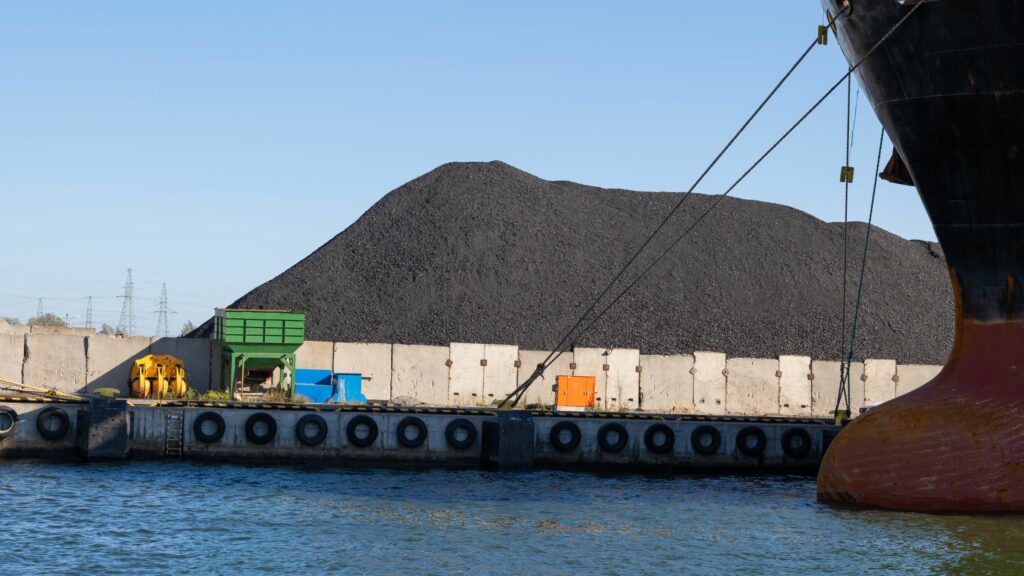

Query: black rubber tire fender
[[396, 416, 428, 448], [0, 406, 18, 439], [549, 421, 581, 453], [346, 414, 379, 448], [735, 426, 767, 457], [597, 422, 629, 453], [244, 412, 278, 445], [193, 411, 226, 444], [445, 418, 477, 449], [644, 423, 675, 454], [36, 407, 69, 441], [295, 414, 328, 447], [690, 425, 721, 456], [781, 428, 813, 458]]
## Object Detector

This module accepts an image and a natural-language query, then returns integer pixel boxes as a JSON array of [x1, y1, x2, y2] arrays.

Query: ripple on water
[[0, 462, 1023, 575]]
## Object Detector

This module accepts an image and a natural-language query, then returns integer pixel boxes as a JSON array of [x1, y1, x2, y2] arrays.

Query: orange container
[[556, 375, 596, 411]]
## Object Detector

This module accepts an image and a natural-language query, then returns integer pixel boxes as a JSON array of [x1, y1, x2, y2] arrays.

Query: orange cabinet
[[556, 375, 596, 411]]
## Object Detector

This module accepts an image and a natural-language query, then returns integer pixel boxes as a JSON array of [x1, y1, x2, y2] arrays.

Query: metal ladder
[[165, 410, 184, 458]]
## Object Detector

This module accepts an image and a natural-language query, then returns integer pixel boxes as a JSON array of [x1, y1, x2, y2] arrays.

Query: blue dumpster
[[335, 373, 366, 403], [294, 369, 339, 403]]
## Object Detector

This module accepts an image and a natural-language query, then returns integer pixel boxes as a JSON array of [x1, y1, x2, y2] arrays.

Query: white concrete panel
[[294, 340, 334, 371], [863, 359, 898, 406], [448, 342, 485, 406], [896, 364, 942, 397], [151, 338, 216, 393], [639, 354, 694, 413], [572, 348, 607, 407], [725, 358, 780, 416], [391, 344, 449, 406], [693, 352, 727, 414], [333, 343, 393, 401], [0, 334, 23, 383], [482, 344, 519, 406], [86, 336, 151, 394], [778, 355, 812, 416], [517, 350, 571, 408], [23, 334, 87, 393], [811, 360, 864, 418], [605, 348, 640, 410]]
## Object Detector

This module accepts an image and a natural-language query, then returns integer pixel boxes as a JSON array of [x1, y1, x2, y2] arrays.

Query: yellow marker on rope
[[817, 25, 829, 45], [840, 165, 855, 183]]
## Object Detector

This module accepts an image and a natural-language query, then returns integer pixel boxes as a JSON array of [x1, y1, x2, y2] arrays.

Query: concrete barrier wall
[[24, 334, 86, 393], [0, 333, 947, 416], [151, 337, 216, 393], [448, 342, 485, 406], [725, 357, 780, 416], [85, 336, 151, 394], [0, 334, 24, 383], [482, 344, 518, 406], [605, 348, 640, 410], [896, 364, 941, 397], [391, 344, 450, 405], [639, 354, 694, 413], [779, 355, 812, 416], [517, 350, 569, 407], [333, 343, 392, 401], [693, 352, 727, 414]]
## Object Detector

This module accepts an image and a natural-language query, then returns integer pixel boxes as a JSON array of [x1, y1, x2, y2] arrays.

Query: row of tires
[[0, 407, 70, 441], [192, 411, 479, 450], [547, 421, 814, 458]]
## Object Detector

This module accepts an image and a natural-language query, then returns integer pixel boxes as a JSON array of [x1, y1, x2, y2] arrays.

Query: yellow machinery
[[130, 354, 188, 399]]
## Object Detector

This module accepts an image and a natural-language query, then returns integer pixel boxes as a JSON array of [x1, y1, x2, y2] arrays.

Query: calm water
[[1, 462, 1023, 575]]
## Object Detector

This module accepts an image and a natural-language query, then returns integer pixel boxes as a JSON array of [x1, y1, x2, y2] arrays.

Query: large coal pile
[[194, 161, 953, 364]]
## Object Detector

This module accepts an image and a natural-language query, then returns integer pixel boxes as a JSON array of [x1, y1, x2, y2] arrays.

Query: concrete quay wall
[[0, 399, 836, 473], [0, 334, 946, 417]]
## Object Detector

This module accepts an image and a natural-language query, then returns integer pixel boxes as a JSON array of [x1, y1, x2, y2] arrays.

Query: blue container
[[335, 373, 366, 403], [295, 369, 339, 403], [295, 369, 332, 386]]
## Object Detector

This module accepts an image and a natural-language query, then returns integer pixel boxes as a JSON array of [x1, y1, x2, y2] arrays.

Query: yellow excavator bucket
[[129, 354, 189, 399]]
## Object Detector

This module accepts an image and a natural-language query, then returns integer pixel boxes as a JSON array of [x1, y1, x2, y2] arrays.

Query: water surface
[[1, 462, 1023, 575]]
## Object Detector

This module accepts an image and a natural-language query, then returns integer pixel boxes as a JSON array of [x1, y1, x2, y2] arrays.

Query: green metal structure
[[214, 309, 305, 397]]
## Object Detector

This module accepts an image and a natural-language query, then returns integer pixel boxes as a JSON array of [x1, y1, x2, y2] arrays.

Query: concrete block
[[863, 359, 898, 406], [333, 343, 392, 401], [639, 354, 694, 413], [605, 348, 640, 410], [572, 347, 607, 407], [151, 337, 215, 393], [778, 355, 812, 416], [23, 334, 86, 393], [811, 360, 864, 418], [896, 364, 942, 397], [517, 350, 570, 407], [391, 344, 449, 406], [482, 344, 519, 406], [448, 342, 485, 406], [0, 334, 24, 383], [725, 357, 780, 416], [85, 336, 151, 394], [0, 323, 29, 335], [693, 352, 726, 413], [295, 340, 334, 371]]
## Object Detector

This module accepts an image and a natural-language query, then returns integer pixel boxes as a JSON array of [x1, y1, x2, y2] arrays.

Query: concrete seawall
[[0, 398, 835, 473], [0, 334, 944, 418]]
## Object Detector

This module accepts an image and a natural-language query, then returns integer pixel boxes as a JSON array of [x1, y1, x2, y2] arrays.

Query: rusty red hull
[[818, 0, 1024, 511]]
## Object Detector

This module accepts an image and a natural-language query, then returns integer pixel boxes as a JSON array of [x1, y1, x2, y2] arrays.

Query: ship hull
[[818, 0, 1024, 512]]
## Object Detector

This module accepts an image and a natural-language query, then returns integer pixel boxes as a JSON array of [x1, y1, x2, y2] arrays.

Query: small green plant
[[263, 388, 307, 404], [186, 389, 233, 402]]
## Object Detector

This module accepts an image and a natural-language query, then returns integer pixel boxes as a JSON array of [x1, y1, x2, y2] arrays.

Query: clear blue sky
[[0, 1, 935, 335]]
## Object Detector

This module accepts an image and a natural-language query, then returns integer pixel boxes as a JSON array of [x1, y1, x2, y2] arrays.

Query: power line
[[154, 283, 174, 337]]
